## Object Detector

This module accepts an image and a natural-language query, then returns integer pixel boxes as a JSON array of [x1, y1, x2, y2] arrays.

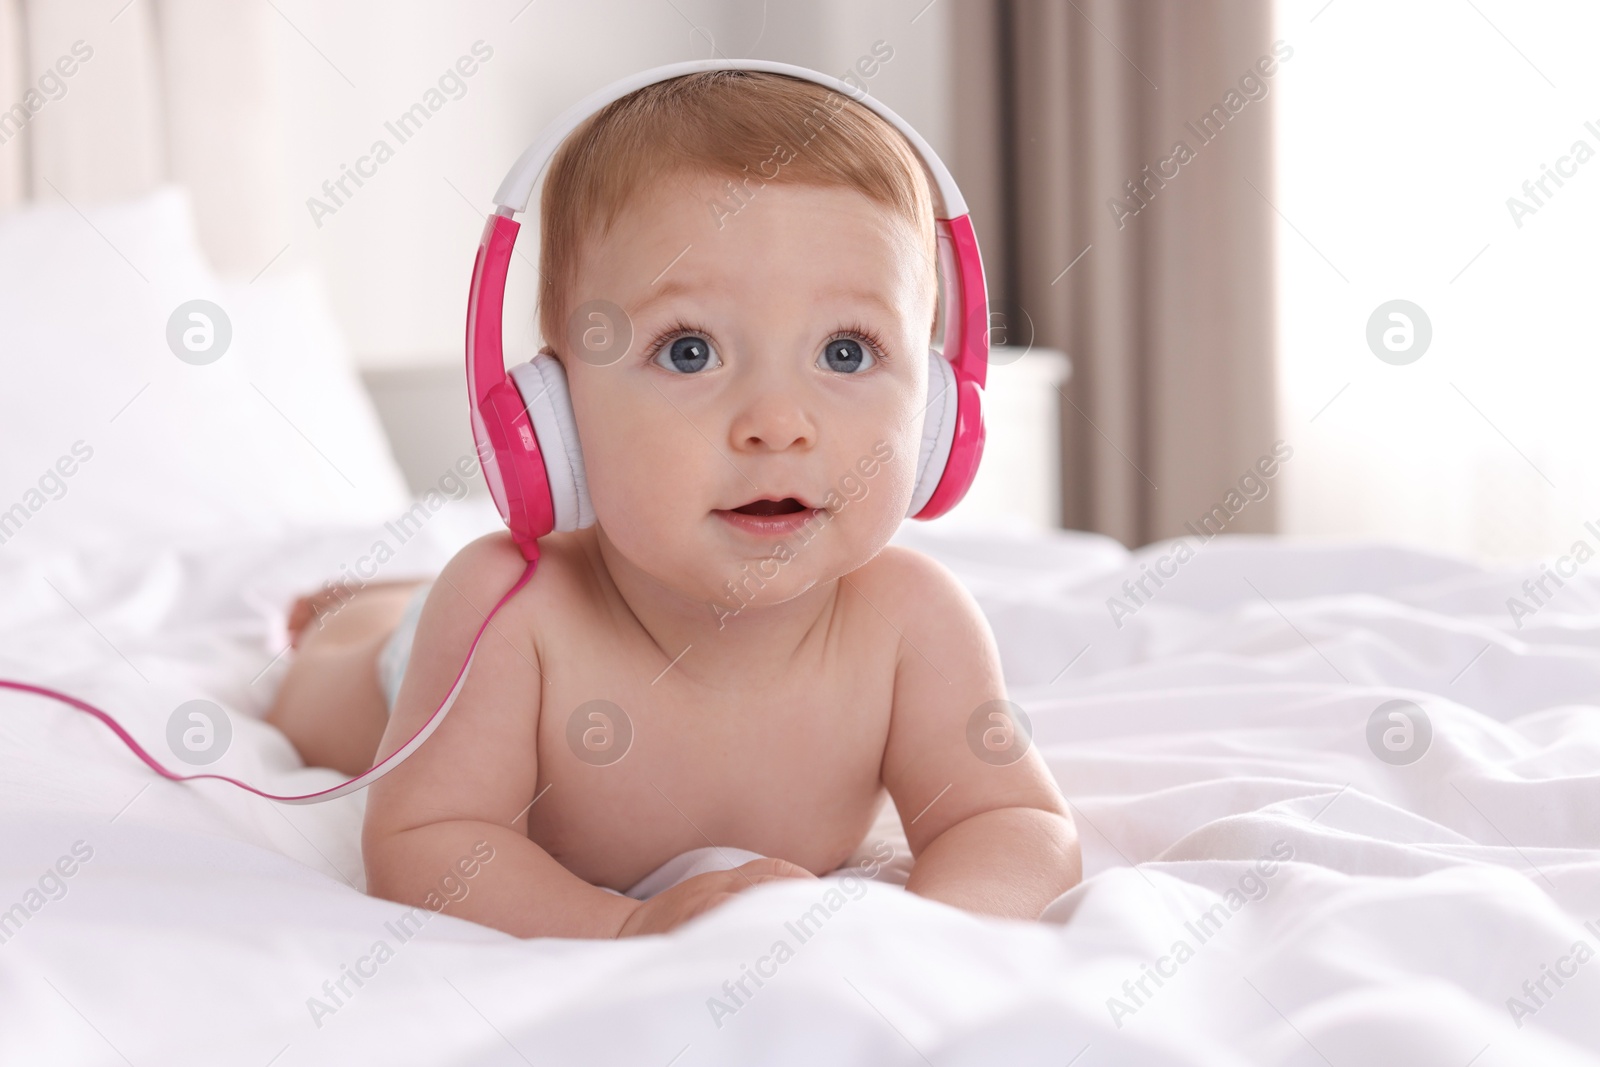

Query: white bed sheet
[[1, 502, 1597, 1066]]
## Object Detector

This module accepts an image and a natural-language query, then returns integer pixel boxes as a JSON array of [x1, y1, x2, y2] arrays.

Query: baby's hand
[[614, 857, 816, 937]]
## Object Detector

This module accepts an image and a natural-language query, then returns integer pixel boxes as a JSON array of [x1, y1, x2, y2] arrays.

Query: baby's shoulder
[[850, 546, 1000, 725], [436, 529, 597, 626], [848, 543, 970, 618]]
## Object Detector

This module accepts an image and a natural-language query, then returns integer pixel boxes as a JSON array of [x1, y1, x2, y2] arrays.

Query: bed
[[3, 187, 1599, 1066]]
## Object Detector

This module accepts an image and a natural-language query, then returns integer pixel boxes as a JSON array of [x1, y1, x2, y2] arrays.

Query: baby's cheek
[[581, 402, 692, 511], [866, 436, 919, 514], [591, 457, 679, 540], [817, 441, 915, 553]]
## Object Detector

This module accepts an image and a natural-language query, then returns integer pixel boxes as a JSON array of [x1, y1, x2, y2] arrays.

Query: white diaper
[[608, 846, 902, 901], [375, 581, 433, 712], [610, 845, 771, 901]]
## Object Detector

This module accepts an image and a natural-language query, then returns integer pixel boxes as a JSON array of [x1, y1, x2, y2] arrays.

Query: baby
[[265, 70, 1080, 938]]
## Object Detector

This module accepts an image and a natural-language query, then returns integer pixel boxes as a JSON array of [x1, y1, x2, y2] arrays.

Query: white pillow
[[0, 185, 411, 557]]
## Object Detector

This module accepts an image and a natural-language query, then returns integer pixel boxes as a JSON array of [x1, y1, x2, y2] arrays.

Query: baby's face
[[557, 173, 937, 614]]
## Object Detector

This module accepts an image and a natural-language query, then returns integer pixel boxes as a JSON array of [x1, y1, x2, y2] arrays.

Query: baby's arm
[[361, 534, 639, 939], [873, 548, 1082, 920]]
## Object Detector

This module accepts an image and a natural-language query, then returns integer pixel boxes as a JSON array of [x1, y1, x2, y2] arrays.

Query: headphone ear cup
[[508, 352, 595, 532], [907, 350, 960, 517]]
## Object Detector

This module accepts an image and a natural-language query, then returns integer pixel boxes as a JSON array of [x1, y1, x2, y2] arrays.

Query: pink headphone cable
[[0, 555, 539, 806]]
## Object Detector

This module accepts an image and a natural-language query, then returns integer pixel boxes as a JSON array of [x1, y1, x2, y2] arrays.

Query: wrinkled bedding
[[2, 502, 1597, 1065]]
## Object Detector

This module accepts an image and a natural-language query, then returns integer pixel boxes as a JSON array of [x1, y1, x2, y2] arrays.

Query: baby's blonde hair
[[537, 69, 939, 351]]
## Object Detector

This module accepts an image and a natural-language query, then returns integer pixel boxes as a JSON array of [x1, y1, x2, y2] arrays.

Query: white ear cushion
[[507, 354, 595, 531], [907, 350, 959, 517]]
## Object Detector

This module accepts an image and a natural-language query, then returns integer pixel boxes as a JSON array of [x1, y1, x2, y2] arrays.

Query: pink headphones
[[467, 59, 991, 561]]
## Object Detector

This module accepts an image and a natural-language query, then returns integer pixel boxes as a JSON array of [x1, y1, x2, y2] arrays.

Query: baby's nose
[[728, 395, 815, 452]]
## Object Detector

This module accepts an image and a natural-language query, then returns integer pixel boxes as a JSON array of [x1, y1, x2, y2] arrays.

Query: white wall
[[259, 0, 950, 370]]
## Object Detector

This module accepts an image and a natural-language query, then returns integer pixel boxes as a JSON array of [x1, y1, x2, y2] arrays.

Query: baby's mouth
[[712, 496, 821, 536], [727, 497, 807, 516]]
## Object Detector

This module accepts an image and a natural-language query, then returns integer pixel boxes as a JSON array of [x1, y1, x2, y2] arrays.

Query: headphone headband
[[490, 58, 968, 219]]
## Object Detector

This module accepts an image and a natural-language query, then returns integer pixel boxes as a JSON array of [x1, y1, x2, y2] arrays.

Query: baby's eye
[[653, 334, 720, 374], [819, 337, 876, 374]]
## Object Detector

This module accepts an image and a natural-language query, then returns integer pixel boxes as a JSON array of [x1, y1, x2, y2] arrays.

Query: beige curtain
[[950, 0, 1280, 547], [0, 0, 285, 274]]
